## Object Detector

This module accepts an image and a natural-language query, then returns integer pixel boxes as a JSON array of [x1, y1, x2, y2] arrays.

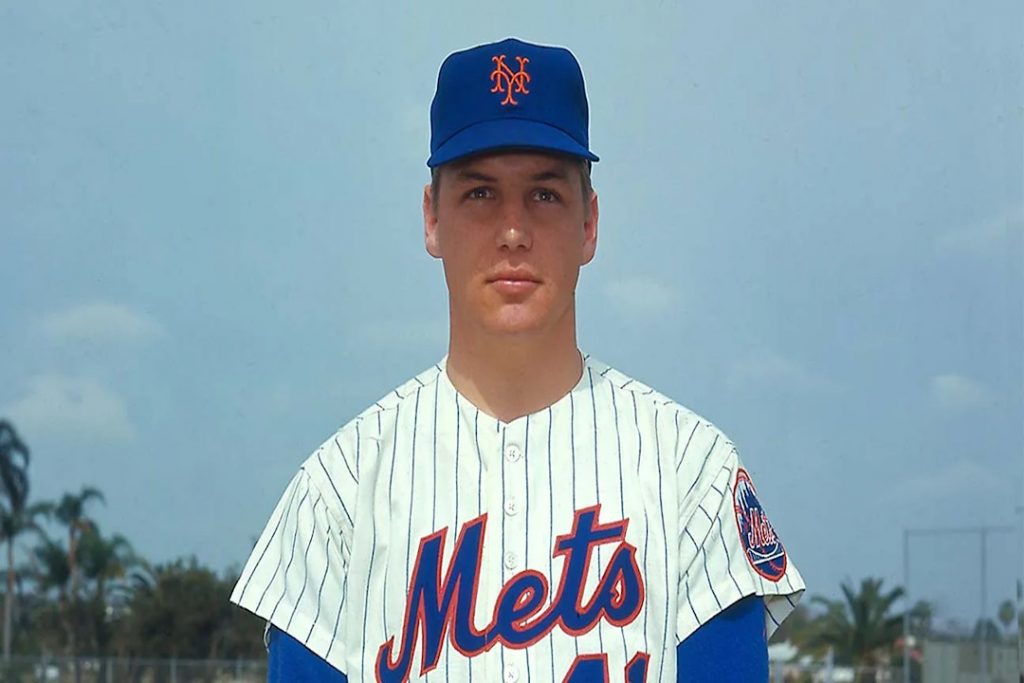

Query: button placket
[[497, 425, 526, 683], [502, 440, 525, 524], [501, 424, 527, 581], [497, 423, 530, 683], [476, 418, 505, 641]]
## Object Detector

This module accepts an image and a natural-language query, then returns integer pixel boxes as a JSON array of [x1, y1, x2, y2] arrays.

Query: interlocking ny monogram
[[490, 54, 530, 106]]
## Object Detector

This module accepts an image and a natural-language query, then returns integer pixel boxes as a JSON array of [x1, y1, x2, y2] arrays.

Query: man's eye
[[467, 187, 492, 200], [534, 189, 559, 202]]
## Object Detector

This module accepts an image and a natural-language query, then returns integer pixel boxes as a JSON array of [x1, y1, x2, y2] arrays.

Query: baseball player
[[231, 37, 805, 682]]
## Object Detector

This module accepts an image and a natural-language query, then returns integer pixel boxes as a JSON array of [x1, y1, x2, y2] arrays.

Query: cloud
[[39, 302, 164, 345], [727, 350, 831, 392], [604, 277, 676, 318], [935, 206, 1024, 254], [1, 375, 134, 442], [929, 373, 993, 411]]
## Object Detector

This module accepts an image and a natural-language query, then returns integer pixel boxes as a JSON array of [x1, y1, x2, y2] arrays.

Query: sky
[[2, 0, 1022, 630]]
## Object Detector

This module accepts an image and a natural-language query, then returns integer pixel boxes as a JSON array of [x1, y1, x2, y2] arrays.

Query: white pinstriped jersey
[[230, 354, 805, 682]]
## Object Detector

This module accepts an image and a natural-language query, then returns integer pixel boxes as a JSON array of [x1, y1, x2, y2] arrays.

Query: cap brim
[[427, 118, 599, 168]]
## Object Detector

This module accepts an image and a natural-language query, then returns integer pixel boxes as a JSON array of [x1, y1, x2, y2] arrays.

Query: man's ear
[[423, 183, 442, 259], [581, 191, 599, 266]]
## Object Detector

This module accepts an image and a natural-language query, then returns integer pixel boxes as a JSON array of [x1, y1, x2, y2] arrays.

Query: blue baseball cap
[[427, 37, 599, 168]]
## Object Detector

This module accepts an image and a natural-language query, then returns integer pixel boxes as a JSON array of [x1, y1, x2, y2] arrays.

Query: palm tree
[[808, 577, 905, 681], [31, 537, 71, 599], [31, 536, 73, 653], [0, 419, 33, 660], [54, 486, 105, 601], [0, 422, 28, 501], [0, 502, 51, 656], [78, 528, 135, 607], [77, 527, 136, 660]]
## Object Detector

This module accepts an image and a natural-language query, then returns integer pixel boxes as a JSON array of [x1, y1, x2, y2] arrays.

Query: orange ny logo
[[490, 55, 530, 106]]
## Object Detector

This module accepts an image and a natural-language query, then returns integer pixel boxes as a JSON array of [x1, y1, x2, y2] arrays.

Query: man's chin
[[480, 310, 549, 338]]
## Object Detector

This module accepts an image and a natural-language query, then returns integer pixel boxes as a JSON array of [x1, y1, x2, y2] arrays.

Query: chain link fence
[[770, 663, 905, 682], [0, 662, 964, 683], [0, 657, 266, 683], [0, 658, 905, 683], [0, 657, 1017, 683]]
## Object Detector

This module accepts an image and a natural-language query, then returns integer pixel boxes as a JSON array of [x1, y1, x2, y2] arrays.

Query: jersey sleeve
[[230, 435, 359, 675], [673, 421, 805, 645]]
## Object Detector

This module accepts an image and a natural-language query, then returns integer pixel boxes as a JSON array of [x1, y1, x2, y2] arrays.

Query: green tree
[[0, 419, 37, 661], [77, 527, 136, 655], [972, 617, 1002, 641], [119, 558, 263, 662], [29, 536, 72, 655], [770, 602, 819, 650], [78, 529, 134, 609], [31, 538, 70, 600], [807, 577, 905, 681], [53, 485, 103, 672], [54, 487, 104, 602], [0, 502, 50, 656]]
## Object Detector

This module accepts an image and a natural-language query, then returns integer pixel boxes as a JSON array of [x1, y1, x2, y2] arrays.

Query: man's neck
[[445, 325, 584, 424]]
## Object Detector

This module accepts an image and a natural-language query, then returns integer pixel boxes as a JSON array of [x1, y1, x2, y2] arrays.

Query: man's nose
[[496, 200, 532, 251]]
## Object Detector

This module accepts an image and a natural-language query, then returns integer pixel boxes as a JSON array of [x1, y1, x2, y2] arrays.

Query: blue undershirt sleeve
[[267, 625, 350, 683], [676, 595, 769, 682]]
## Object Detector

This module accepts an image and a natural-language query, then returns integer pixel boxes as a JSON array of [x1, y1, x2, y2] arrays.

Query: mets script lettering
[[490, 54, 531, 106], [745, 509, 778, 549], [374, 505, 645, 683]]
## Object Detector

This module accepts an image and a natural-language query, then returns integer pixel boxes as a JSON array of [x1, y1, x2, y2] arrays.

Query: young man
[[231, 37, 805, 682]]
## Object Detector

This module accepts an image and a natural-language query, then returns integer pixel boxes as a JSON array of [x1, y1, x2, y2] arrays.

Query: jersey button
[[503, 551, 518, 570], [504, 498, 519, 516], [503, 663, 519, 683], [504, 444, 522, 462]]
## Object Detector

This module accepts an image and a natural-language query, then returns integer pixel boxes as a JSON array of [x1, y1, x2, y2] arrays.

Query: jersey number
[[562, 652, 650, 683]]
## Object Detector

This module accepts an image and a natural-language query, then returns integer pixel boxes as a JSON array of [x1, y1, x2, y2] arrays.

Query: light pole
[[902, 525, 1015, 683]]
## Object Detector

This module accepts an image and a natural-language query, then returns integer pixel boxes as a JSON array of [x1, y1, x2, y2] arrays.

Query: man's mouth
[[487, 271, 541, 294]]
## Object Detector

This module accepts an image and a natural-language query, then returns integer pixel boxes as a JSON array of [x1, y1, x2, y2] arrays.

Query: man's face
[[423, 151, 599, 339]]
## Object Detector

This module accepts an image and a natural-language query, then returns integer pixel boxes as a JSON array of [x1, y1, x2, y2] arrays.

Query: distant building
[[923, 638, 1020, 683]]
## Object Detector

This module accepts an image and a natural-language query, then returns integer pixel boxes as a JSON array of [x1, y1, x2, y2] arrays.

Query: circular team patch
[[733, 468, 787, 582]]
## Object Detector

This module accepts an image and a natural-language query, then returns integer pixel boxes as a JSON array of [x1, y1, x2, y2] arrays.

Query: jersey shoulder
[[585, 354, 737, 449], [292, 361, 446, 511], [359, 361, 447, 418], [323, 360, 446, 444]]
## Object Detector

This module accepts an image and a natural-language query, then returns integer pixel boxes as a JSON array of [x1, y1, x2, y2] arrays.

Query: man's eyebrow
[[531, 169, 570, 182], [452, 167, 572, 183], [454, 169, 498, 183]]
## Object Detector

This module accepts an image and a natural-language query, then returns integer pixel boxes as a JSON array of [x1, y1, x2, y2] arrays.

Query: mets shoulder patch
[[733, 468, 787, 582]]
